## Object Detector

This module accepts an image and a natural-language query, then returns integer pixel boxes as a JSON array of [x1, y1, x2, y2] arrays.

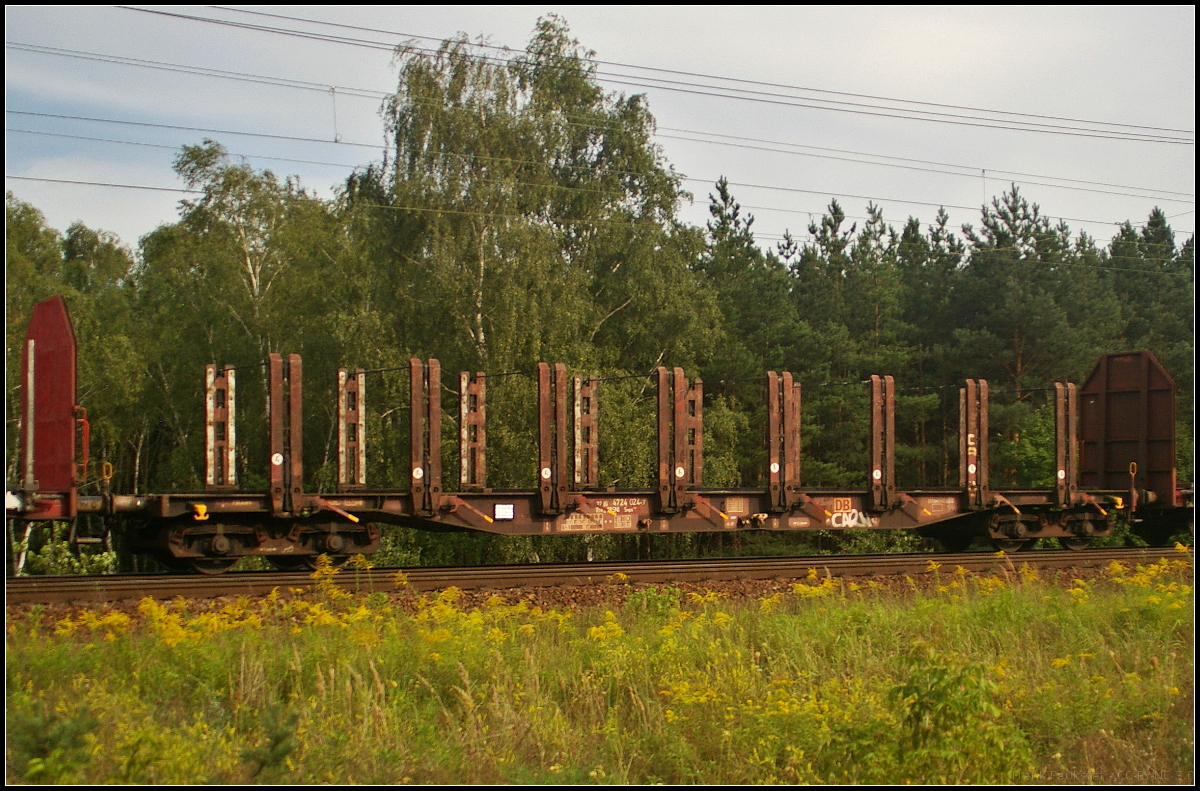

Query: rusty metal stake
[[574, 375, 598, 489], [536, 363, 571, 514], [869, 375, 896, 512], [766, 372, 802, 511], [410, 359, 441, 516], [337, 368, 366, 490], [268, 354, 303, 516], [657, 367, 703, 513], [1054, 381, 1078, 508], [205, 364, 236, 489], [460, 371, 487, 490], [959, 379, 989, 509]]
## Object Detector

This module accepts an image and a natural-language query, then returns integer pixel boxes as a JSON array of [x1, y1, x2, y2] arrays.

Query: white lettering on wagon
[[829, 508, 878, 528]]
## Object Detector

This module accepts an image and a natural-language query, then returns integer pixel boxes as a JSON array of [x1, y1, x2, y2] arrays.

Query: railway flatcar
[[6, 296, 1193, 573]]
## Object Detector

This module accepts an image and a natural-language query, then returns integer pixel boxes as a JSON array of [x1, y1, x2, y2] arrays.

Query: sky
[[4, 5, 1195, 253]]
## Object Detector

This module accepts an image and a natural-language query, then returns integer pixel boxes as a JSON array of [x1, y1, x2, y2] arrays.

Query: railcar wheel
[[992, 539, 1029, 553], [189, 558, 238, 575], [1058, 537, 1092, 551]]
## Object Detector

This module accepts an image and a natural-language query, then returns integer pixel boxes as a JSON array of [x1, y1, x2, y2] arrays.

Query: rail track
[[5, 547, 1182, 605]]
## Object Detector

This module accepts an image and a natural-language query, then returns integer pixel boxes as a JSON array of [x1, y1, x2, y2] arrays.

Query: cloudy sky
[[5, 5, 1195, 252]]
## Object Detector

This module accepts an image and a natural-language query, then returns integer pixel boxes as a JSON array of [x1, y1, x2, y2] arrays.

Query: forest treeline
[[5, 20, 1194, 562]]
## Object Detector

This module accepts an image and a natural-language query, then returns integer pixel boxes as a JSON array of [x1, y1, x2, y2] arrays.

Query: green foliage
[[6, 560, 1193, 783], [241, 706, 299, 781], [991, 399, 1056, 487], [7, 700, 99, 783], [19, 522, 117, 576], [890, 641, 1032, 782], [625, 584, 682, 617]]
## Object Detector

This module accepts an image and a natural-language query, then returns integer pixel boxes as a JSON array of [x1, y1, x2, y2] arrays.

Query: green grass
[[5, 552, 1193, 784]]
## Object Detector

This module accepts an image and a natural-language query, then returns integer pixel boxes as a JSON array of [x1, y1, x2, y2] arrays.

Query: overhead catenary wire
[[17, 126, 1194, 233], [6, 45, 1194, 201], [7, 121, 1193, 239], [212, 5, 1195, 138], [6, 16, 1192, 254], [6, 175, 1194, 267], [5, 69, 1193, 203], [109, 6, 1193, 144]]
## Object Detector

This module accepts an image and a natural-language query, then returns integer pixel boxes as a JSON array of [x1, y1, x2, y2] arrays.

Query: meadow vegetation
[[6, 549, 1193, 784]]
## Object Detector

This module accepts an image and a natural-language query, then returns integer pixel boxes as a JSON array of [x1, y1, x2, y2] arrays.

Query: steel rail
[[5, 547, 1182, 605]]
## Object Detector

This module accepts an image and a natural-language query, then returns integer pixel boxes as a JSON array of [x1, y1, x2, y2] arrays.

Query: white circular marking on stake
[[412, 467, 424, 479], [271, 453, 284, 466], [1057, 469, 1066, 480], [770, 462, 780, 474], [675, 466, 686, 479], [872, 469, 882, 481], [541, 467, 552, 480], [968, 463, 977, 474]]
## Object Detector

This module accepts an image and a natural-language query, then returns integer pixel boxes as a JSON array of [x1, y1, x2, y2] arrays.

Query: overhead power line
[[8, 117, 1188, 233], [6, 174, 200, 193], [211, 5, 1194, 138], [7, 109, 388, 150], [110, 6, 1192, 144], [7, 173, 1192, 247], [5, 43, 1193, 203]]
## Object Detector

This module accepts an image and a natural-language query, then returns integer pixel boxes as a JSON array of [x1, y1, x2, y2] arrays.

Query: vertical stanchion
[[656, 366, 672, 513], [287, 354, 304, 514], [269, 354, 285, 515], [537, 363, 555, 514], [205, 364, 237, 489], [337, 368, 366, 490], [460, 372, 487, 490], [1054, 381, 1078, 508], [868, 375, 895, 511], [573, 375, 598, 488]]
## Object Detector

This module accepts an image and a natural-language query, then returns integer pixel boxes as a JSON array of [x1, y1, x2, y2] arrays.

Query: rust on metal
[[868, 375, 896, 512], [959, 379, 990, 509], [410, 359, 441, 515], [268, 354, 285, 515], [205, 364, 237, 489], [656, 367, 703, 513], [656, 366, 672, 512], [766, 372, 802, 511], [1053, 381, 1078, 508], [536, 363, 571, 513], [460, 371, 487, 490], [684, 374, 703, 488], [1079, 351, 1176, 502], [783, 373, 801, 508], [766, 372, 782, 510], [287, 354, 304, 515], [268, 354, 303, 516], [554, 363, 568, 507], [537, 362, 555, 513], [337, 368, 366, 490], [573, 375, 598, 488]]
